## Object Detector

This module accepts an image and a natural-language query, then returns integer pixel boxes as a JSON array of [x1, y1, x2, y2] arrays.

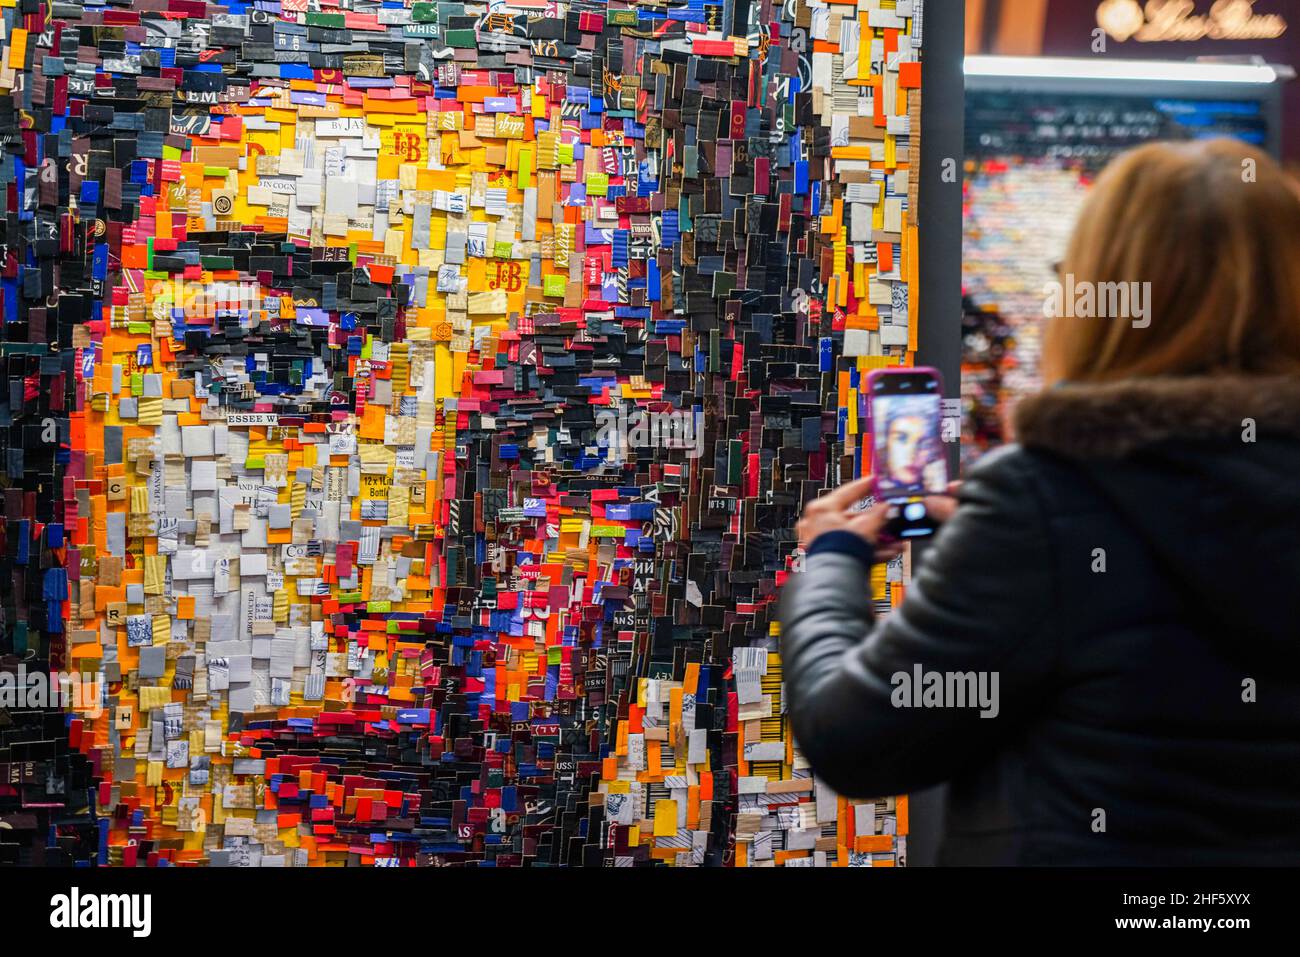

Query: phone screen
[[871, 376, 948, 498]]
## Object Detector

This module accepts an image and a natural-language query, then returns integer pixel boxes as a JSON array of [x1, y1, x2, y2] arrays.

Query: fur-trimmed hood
[[1013, 375, 1300, 459], [1006, 374, 1300, 652]]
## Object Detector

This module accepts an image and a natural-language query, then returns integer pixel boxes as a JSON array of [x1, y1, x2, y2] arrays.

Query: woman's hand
[[796, 476, 900, 560], [921, 480, 963, 523], [797, 477, 964, 562]]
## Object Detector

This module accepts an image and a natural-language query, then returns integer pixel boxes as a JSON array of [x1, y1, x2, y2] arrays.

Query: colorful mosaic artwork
[[0, 0, 923, 866]]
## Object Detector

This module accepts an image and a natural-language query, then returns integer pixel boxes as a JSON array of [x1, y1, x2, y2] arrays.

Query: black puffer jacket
[[779, 375, 1300, 865]]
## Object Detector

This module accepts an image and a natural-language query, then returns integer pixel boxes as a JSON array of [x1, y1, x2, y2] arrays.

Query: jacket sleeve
[[778, 448, 1062, 799]]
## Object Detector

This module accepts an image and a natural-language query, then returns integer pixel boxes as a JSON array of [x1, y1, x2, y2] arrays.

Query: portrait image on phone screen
[[870, 382, 948, 498]]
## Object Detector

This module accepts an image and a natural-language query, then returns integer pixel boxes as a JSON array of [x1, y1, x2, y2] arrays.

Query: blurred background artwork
[[959, 0, 1294, 462]]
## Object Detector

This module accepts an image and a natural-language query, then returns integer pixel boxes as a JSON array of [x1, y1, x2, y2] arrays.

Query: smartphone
[[866, 367, 948, 501]]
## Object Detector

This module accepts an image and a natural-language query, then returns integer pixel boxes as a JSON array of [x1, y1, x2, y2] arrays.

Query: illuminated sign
[[1097, 0, 1287, 42]]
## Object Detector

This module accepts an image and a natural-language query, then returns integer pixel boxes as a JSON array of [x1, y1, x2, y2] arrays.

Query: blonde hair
[[1041, 139, 1300, 385]]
